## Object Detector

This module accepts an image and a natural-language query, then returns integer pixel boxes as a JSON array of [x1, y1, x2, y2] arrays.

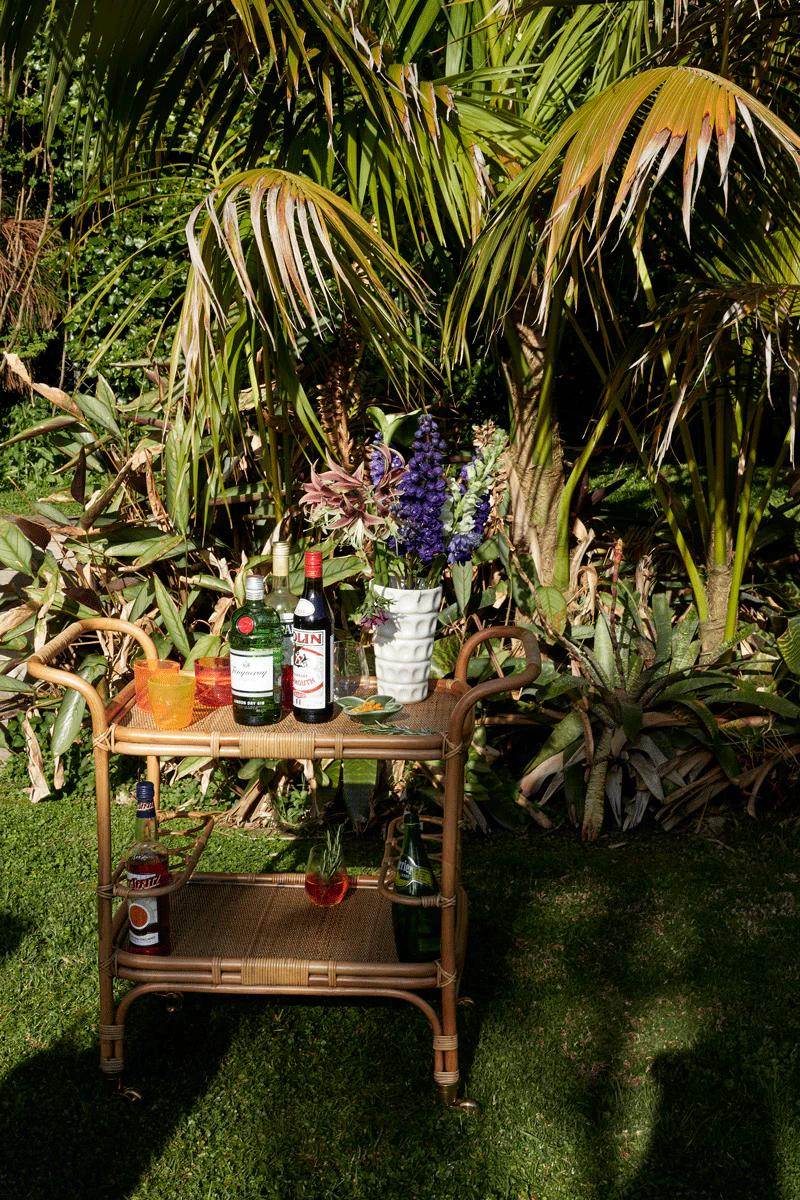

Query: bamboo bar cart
[[27, 618, 540, 1106]]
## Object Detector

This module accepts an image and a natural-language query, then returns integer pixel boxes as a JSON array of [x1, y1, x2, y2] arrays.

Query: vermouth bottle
[[292, 550, 334, 723], [127, 781, 171, 956], [230, 574, 282, 726], [392, 810, 441, 962], [265, 541, 299, 713]]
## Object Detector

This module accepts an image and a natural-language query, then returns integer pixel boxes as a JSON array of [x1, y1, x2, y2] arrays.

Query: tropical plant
[[444, 1, 800, 651], [517, 583, 800, 840]]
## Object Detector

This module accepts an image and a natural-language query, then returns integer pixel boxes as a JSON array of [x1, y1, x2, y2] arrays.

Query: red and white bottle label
[[293, 629, 329, 709], [128, 870, 160, 947]]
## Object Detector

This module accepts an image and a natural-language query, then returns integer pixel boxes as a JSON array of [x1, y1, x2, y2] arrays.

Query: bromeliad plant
[[518, 585, 775, 840], [301, 414, 507, 599]]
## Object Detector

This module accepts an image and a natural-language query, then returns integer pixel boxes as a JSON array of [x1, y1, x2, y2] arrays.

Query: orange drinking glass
[[194, 656, 232, 708], [134, 658, 179, 712], [147, 671, 196, 730]]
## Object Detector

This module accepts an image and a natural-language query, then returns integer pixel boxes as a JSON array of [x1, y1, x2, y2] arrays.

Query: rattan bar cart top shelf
[[26, 616, 540, 1107]]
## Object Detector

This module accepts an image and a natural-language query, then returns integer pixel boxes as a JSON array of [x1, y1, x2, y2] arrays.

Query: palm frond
[[446, 64, 800, 354]]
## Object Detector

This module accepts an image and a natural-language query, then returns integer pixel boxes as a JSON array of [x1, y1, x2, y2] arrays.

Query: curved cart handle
[[26, 617, 160, 736], [448, 624, 541, 746]]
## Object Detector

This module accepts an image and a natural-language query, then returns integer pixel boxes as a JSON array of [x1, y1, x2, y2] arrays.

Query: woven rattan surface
[[125, 875, 401, 964], [111, 678, 468, 759]]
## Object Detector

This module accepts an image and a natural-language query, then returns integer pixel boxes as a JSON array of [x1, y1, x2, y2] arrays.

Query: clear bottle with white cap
[[265, 541, 299, 713]]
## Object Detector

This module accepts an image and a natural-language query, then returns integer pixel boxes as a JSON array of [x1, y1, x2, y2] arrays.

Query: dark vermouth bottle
[[127, 781, 171, 956], [392, 810, 441, 962], [230, 574, 282, 726], [292, 549, 334, 723]]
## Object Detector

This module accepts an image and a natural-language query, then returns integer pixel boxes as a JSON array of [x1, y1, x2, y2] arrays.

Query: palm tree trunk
[[700, 561, 733, 658], [504, 314, 565, 586]]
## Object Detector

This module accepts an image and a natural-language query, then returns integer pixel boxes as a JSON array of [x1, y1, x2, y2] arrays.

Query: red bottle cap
[[304, 550, 323, 578]]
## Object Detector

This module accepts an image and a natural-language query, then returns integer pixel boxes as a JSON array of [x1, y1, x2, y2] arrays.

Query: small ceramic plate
[[336, 694, 403, 724]]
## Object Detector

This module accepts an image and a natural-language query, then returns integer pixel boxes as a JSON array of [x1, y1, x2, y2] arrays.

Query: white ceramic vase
[[372, 583, 442, 704]]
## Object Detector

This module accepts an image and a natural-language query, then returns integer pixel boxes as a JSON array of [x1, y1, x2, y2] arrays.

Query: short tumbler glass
[[333, 641, 369, 700], [134, 658, 179, 712], [194, 656, 232, 708], [148, 671, 196, 730]]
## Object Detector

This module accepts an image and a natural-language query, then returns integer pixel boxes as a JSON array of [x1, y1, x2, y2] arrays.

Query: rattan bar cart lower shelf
[[27, 617, 540, 1107]]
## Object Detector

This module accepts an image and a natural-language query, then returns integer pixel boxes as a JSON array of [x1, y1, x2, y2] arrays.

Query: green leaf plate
[[336, 695, 404, 724]]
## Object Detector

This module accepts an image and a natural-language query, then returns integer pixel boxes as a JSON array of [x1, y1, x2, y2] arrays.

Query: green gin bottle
[[230, 574, 282, 726], [392, 810, 441, 962]]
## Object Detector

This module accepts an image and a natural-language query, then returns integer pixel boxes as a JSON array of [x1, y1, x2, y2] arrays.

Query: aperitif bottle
[[391, 810, 441, 962], [292, 550, 334, 723], [230, 574, 282, 726], [265, 541, 299, 713], [127, 781, 171, 956]]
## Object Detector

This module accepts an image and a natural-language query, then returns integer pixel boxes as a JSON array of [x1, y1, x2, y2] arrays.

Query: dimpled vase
[[372, 583, 442, 704]]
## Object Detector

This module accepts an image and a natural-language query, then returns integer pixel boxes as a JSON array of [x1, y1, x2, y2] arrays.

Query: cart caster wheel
[[115, 1080, 142, 1103], [161, 992, 183, 1014], [457, 995, 475, 1008], [454, 1097, 481, 1115]]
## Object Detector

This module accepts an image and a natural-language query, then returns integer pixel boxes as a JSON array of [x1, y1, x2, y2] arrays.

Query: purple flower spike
[[369, 433, 403, 485], [396, 416, 448, 564]]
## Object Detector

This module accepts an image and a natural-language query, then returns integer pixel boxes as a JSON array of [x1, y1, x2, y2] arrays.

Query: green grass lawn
[[3, 787, 800, 1200]]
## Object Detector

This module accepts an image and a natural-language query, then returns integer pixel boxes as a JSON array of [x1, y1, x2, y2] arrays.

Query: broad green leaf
[[134, 534, 189, 568], [713, 687, 800, 718], [450, 561, 473, 617], [0, 674, 34, 694], [95, 374, 121, 433], [620, 702, 642, 743], [592, 611, 618, 686], [74, 387, 119, 436], [777, 617, 800, 675], [431, 635, 461, 679], [288, 553, 361, 595], [128, 582, 153, 623], [535, 585, 567, 634], [175, 755, 213, 779], [525, 711, 584, 773], [153, 577, 191, 660], [51, 653, 107, 756], [185, 634, 223, 665], [0, 523, 34, 575]]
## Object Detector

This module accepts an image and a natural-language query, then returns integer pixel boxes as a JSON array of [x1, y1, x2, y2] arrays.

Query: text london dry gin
[[229, 574, 282, 726], [292, 549, 334, 723]]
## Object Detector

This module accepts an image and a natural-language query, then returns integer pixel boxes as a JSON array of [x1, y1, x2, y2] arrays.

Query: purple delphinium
[[369, 433, 403, 485], [395, 416, 448, 565]]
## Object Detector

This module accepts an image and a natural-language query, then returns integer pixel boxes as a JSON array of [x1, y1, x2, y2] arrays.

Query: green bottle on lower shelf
[[392, 810, 441, 962]]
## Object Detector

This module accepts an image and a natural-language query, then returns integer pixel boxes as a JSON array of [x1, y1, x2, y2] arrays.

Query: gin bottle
[[230, 574, 282, 725]]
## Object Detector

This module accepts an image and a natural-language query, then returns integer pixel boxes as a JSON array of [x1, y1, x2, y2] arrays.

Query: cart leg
[[434, 978, 461, 1105], [99, 990, 125, 1077]]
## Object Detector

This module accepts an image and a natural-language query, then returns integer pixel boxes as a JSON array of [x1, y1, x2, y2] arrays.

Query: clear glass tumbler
[[333, 641, 369, 700]]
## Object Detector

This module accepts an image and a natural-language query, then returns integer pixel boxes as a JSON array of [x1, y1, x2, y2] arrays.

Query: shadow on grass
[[0, 909, 30, 960], [548, 839, 789, 1200], [0, 994, 241, 1200], [619, 1039, 778, 1200]]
